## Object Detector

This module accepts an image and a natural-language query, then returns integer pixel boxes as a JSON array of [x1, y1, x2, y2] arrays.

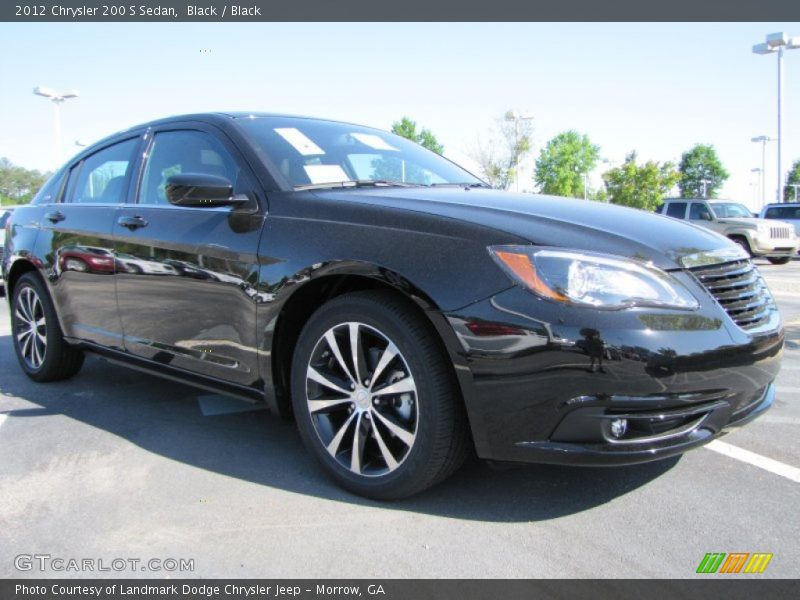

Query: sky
[[1, 22, 799, 208]]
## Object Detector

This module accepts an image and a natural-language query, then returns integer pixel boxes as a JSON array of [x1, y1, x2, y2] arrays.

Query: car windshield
[[236, 116, 484, 190], [709, 202, 753, 218]]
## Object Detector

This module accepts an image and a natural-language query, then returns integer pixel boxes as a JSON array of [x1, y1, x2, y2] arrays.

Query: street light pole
[[753, 33, 799, 202], [751, 168, 763, 207], [33, 86, 79, 167], [778, 45, 784, 201], [751, 136, 772, 206]]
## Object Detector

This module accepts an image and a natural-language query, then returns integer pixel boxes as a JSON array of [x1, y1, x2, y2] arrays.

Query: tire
[[767, 256, 792, 265], [291, 291, 471, 500], [730, 236, 753, 257], [10, 273, 84, 382]]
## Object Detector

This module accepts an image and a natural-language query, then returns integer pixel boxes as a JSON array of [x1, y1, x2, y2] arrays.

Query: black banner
[[2, 0, 800, 22], [2, 580, 799, 600]]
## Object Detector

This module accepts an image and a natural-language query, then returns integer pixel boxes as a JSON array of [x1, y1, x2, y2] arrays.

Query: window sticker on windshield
[[275, 128, 325, 156], [303, 164, 348, 184], [351, 133, 399, 151]]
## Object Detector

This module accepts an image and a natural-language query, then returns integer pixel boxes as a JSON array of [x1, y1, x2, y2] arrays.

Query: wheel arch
[[727, 233, 753, 255], [268, 266, 474, 426], [5, 258, 41, 299]]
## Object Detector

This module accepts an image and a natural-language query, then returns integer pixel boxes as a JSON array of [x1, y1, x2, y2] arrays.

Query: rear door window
[[666, 202, 687, 219], [65, 138, 139, 204]]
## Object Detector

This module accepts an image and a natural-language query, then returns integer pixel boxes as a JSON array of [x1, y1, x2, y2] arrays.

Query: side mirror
[[701, 211, 713, 221], [165, 173, 246, 207]]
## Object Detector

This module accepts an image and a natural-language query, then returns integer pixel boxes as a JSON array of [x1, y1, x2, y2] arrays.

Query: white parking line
[[760, 416, 800, 425], [776, 386, 798, 396], [0, 414, 6, 429], [705, 440, 800, 483]]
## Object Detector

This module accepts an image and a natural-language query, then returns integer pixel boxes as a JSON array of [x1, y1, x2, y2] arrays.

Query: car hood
[[313, 187, 732, 270], [716, 217, 759, 228]]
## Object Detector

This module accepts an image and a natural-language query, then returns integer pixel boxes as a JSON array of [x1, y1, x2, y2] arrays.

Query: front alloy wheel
[[306, 322, 418, 477], [291, 291, 470, 499]]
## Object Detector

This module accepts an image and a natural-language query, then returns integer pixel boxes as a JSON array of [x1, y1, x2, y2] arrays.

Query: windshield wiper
[[294, 180, 425, 191], [430, 182, 492, 189]]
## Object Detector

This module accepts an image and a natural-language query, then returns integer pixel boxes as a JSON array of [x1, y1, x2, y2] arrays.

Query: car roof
[[664, 198, 742, 203], [109, 111, 372, 138], [67, 112, 384, 165], [763, 202, 800, 207]]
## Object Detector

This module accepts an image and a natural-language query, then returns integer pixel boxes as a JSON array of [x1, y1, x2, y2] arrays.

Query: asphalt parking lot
[[1, 259, 799, 579]]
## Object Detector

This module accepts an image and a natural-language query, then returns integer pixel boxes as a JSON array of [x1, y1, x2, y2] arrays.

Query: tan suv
[[657, 199, 798, 264]]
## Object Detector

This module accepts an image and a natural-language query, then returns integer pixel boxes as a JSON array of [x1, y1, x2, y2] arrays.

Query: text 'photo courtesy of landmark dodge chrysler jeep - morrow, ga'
[[657, 198, 799, 264], [2, 113, 784, 499]]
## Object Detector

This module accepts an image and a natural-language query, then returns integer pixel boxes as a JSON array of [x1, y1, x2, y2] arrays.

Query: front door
[[114, 127, 264, 387]]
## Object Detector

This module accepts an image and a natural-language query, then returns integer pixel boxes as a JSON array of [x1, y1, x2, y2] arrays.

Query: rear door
[[41, 136, 141, 349], [114, 125, 265, 387]]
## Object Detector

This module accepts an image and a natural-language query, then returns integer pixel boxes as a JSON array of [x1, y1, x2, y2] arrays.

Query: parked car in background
[[760, 202, 800, 241], [0, 207, 16, 292], [58, 245, 117, 274], [114, 252, 177, 276], [2, 113, 784, 499], [657, 199, 798, 264]]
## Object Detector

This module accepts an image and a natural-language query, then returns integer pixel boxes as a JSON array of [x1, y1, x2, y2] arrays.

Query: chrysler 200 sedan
[[3, 113, 783, 499]]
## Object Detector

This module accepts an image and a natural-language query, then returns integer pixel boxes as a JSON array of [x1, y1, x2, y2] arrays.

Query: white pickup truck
[[657, 199, 798, 264]]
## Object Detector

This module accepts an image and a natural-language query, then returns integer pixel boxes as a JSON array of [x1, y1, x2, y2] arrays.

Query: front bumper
[[443, 281, 783, 466], [509, 383, 773, 466], [750, 235, 799, 256]]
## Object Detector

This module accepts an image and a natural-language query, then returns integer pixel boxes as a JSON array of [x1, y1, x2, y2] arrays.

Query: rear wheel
[[767, 256, 792, 265], [291, 291, 470, 499], [11, 273, 84, 382]]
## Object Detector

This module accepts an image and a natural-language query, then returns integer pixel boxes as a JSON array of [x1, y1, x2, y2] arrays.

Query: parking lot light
[[751, 136, 773, 207], [33, 85, 79, 166], [752, 33, 799, 203]]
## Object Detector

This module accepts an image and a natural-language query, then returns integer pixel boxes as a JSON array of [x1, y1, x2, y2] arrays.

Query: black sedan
[[2, 113, 783, 499]]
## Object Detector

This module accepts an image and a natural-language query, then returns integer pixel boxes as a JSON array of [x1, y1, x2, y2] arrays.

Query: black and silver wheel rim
[[306, 322, 418, 477], [15, 286, 47, 369]]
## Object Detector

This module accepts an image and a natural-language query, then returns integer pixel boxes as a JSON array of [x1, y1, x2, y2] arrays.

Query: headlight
[[489, 246, 699, 310], [756, 223, 771, 237]]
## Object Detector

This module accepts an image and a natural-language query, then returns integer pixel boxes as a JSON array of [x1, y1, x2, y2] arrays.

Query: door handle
[[117, 215, 148, 230], [45, 211, 65, 223]]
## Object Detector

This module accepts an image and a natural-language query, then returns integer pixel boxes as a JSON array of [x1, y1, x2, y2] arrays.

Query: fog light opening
[[610, 418, 628, 439]]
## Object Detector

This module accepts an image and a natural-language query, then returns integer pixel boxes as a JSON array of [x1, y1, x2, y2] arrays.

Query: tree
[[678, 144, 729, 198], [784, 158, 800, 202], [534, 131, 599, 198], [471, 110, 533, 190], [603, 152, 681, 210], [390, 117, 444, 154], [0, 158, 50, 206]]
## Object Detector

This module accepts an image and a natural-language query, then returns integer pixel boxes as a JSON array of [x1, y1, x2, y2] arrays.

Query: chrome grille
[[0, 246, 4, 264], [689, 259, 774, 330], [770, 226, 791, 239]]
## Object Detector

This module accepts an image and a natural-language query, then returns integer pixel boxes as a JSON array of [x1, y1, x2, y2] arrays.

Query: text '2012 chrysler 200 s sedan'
[[2, 113, 783, 499]]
